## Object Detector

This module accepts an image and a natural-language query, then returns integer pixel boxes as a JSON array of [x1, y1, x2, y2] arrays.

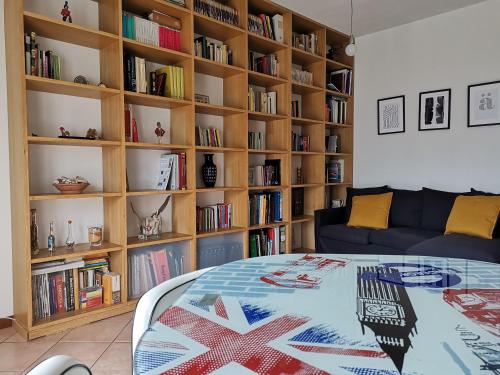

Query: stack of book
[[122, 11, 182, 52], [194, 36, 233, 65], [291, 132, 310, 152], [328, 69, 353, 95], [291, 99, 301, 118], [196, 126, 222, 147], [325, 134, 341, 153], [78, 255, 111, 310], [248, 87, 277, 114], [156, 153, 187, 190], [196, 203, 233, 232], [291, 67, 313, 86], [31, 258, 84, 321], [248, 131, 263, 150], [24, 32, 61, 79], [194, 0, 239, 26], [325, 96, 348, 124], [248, 159, 280, 187], [247, 13, 283, 43], [128, 245, 185, 298], [124, 55, 184, 99], [248, 51, 279, 77], [292, 32, 319, 55], [326, 159, 345, 183], [249, 226, 285, 257], [249, 191, 283, 225]]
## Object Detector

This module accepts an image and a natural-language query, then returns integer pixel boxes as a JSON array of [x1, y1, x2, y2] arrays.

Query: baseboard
[[0, 317, 13, 329]]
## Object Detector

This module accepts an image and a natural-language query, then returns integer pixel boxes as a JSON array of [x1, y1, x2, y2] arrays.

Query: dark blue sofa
[[315, 187, 500, 263]]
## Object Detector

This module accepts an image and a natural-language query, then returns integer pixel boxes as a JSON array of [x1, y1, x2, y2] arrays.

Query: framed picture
[[418, 89, 451, 131], [377, 95, 405, 135], [468, 80, 500, 127]]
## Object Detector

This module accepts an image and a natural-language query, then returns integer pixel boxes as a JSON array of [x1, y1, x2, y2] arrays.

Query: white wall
[[354, 0, 500, 193]]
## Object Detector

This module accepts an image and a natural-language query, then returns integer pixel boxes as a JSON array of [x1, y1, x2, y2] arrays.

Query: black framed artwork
[[468, 80, 500, 127], [418, 89, 451, 131], [377, 95, 405, 135]]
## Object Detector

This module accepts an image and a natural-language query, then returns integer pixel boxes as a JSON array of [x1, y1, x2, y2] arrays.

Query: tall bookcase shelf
[[5, 0, 353, 339]]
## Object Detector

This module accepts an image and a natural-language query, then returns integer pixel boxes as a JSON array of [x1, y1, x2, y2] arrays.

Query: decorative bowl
[[53, 183, 90, 195]]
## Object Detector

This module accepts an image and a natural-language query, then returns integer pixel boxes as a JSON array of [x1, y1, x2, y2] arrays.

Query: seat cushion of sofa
[[369, 227, 440, 250], [320, 224, 372, 245], [407, 234, 500, 263]]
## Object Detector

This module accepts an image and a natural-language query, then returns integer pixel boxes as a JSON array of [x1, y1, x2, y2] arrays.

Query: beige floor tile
[[0, 372, 22, 375], [5, 330, 66, 343], [0, 327, 16, 343], [115, 321, 132, 343], [0, 339, 56, 372], [26, 341, 110, 373], [91, 343, 132, 375], [60, 314, 130, 342]]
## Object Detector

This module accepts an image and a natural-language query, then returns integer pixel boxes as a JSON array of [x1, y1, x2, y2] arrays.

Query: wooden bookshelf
[[5, 0, 353, 339]]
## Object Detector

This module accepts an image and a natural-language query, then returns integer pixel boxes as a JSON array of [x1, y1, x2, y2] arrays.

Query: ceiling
[[272, 0, 486, 36]]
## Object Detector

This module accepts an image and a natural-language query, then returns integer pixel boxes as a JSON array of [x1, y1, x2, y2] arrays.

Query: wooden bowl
[[53, 183, 90, 195]]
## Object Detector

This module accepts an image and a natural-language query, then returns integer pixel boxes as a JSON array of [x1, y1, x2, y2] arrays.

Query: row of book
[[247, 13, 284, 43], [291, 132, 310, 152], [194, 36, 233, 65], [326, 159, 345, 183], [248, 88, 277, 114], [249, 191, 283, 226], [194, 0, 239, 26], [128, 245, 185, 298], [326, 134, 341, 153], [326, 96, 348, 124], [248, 51, 279, 77], [156, 153, 187, 190], [248, 159, 281, 187], [249, 226, 286, 257], [122, 11, 182, 52], [328, 69, 353, 95], [196, 126, 222, 147], [292, 67, 313, 86], [291, 99, 302, 118], [248, 131, 263, 150], [24, 32, 61, 79], [124, 55, 184, 99], [31, 256, 120, 321], [196, 203, 233, 232], [292, 32, 319, 55]]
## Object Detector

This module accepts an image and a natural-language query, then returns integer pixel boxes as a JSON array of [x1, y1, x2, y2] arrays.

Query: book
[[249, 191, 283, 225], [196, 203, 233, 232], [194, 0, 239, 26], [272, 15, 284, 43], [248, 87, 277, 114], [103, 272, 121, 305], [248, 51, 279, 77], [249, 226, 286, 257], [292, 67, 313, 86], [292, 132, 310, 152], [292, 32, 319, 55], [24, 32, 61, 79], [194, 36, 233, 65]]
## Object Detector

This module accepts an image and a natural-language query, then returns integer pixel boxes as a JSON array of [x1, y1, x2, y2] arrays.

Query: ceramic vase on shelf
[[201, 154, 217, 188]]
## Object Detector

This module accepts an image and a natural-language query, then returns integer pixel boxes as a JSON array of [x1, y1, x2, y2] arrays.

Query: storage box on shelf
[[5, 0, 353, 339]]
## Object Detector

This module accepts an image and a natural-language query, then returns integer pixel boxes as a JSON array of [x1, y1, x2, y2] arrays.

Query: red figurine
[[155, 122, 166, 144], [59, 126, 70, 137], [131, 109, 139, 143], [61, 1, 72, 23]]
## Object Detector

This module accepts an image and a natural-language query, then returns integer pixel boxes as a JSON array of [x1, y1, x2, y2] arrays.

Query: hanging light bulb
[[345, 0, 356, 56]]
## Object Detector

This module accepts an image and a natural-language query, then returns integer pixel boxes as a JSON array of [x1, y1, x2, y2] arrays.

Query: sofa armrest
[[314, 207, 346, 252]]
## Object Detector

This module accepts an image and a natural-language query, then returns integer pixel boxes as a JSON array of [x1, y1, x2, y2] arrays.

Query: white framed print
[[419, 89, 451, 131], [377, 95, 405, 135], [468, 80, 500, 127]]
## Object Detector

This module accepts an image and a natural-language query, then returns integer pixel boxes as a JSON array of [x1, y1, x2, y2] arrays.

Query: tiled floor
[[0, 312, 133, 374]]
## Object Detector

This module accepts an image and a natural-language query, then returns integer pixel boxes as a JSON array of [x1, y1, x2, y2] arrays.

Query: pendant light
[[345, 0, 356, 56]]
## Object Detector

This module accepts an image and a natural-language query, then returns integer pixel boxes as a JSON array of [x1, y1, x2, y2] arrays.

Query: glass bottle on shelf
[[65, 220, 75, 250], [48, 221, 56, 253], [30, 209, 39, 255]]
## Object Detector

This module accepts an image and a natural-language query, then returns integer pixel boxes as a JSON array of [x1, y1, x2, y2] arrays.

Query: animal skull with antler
[[130, 195, 171, 240]]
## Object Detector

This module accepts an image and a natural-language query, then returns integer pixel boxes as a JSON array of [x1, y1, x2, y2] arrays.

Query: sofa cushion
[[469, 189, 500, 238], [370, 227, 440, 250], [320, 224, 372, 245], [346, 186, 389, 221], [348, 192, 393, 230], [389, 189, 423, 228], [407, 234, 500, 263], [421, 188, 464, 232]]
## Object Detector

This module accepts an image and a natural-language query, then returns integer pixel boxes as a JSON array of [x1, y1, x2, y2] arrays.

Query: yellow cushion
[[445, 196, 500, 239], [347, 192, 393, 230]]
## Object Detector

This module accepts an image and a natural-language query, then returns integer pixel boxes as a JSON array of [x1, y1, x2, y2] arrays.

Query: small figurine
[[86, 128, 98, 139], [155, 122, 166, 144], [74, 75, 88, 85], [61, 1, 72, 23], [48, 221, 56, 253], [131, 108, 139, 142], [97, 82, 107, 88], [296, 167, 303, 184], [59, 126, 70, 137]]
